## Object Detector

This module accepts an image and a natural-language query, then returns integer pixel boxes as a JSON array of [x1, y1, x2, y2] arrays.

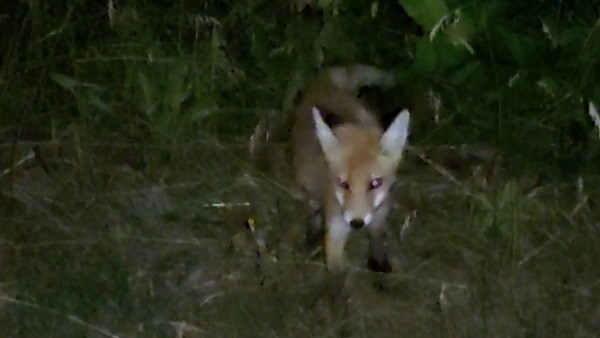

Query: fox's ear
[[312, 106, 340, 162], [380, 109, 410, 162]]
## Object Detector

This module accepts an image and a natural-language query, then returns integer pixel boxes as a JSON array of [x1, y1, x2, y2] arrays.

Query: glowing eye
[[336, 177, 350, 190], [369, 178, 383, 190]]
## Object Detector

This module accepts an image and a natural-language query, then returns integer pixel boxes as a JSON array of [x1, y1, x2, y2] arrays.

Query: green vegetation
[[1, 0, 599, 336]]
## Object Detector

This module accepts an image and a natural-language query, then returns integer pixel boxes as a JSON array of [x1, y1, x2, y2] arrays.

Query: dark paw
[[305, 208, 324, 246], [367, 256, 392, 273], [305, 226, 324, 246]]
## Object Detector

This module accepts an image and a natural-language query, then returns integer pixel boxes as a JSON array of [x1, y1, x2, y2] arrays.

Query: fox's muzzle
[[343, 210, 373, 229], [349, 219, 365, 229]]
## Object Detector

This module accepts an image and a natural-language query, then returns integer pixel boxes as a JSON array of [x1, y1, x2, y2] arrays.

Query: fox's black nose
[[350, 219, 364, 229]]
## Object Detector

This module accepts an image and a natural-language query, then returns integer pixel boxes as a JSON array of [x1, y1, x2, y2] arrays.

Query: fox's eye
[[336, 177, 350, 190], [369, 178, 383, 190]]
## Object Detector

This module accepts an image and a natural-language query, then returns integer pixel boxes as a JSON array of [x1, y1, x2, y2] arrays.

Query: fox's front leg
[[324, 215, 351, 271], [367, 206, 392, 273], [305, 199, 324, 245]]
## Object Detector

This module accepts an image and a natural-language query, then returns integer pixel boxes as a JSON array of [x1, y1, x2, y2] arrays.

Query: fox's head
[[312, 107, 410, 229]]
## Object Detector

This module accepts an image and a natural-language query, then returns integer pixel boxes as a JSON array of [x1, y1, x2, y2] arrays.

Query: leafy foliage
[[2, 0, 600, 175], [1, 1, 600, 336]]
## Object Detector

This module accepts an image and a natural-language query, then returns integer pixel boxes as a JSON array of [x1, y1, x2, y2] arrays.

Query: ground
[[1, 139, 599, 337], [2, 1, 600, 336]]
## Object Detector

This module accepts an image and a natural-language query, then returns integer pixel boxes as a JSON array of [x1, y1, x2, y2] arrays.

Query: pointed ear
[[312, 106, 340, 163], [380, 109, 410, 162]]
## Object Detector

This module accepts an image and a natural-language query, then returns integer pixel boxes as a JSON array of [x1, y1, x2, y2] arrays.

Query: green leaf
[[557, 26, 588, 48], [496, 26, 536, 67], [87, 93, 112, 114], [137, 72, 154, 116], [444, 12, 474, 52], [451, 60, 485, 86], [397, 0, 447, 31], [499, 180, 518, 209], [413, 35, 470, 75], [414, 39, 437, 74], [50, 73, 78, 92]]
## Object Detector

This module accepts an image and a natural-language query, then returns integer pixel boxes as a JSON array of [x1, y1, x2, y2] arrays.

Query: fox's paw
[[305, 223, 324, 246], [367, 255, 392, 273], [305, 205, 324, 246]]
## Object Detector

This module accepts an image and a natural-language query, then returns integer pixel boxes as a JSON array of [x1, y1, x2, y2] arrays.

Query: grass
[[2, 0, 600, 337], [2, 140, 599, 337]]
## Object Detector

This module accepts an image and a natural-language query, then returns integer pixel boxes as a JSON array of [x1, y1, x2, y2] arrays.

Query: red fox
[[292, 65, 410, 272]]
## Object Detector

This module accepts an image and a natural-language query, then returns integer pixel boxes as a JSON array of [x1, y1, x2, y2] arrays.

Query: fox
[[292, 64, 410, 273]]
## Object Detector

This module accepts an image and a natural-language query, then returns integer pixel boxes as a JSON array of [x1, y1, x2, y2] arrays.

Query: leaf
[[557, 26, 588, 48], [397, 0, 447, 31], [444, 12, 474, 53], [499, 180, 518, 209], [413, 35, 470, 75], [451, 60, 485, 86], [137, 71, 154, 116], [50, 73, 78, 92], [414, 39, 437, 74], [87, 93, 112, 114], [496, 26, 536, 67], [588, 101, 600, 140]]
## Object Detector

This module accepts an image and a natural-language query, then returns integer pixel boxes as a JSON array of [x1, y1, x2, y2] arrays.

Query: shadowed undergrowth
[[2, 0, 600, 337]]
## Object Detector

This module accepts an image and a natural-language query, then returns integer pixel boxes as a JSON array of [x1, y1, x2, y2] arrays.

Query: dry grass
[[1, 139, 599, 337], [2, 1, 600, 336]]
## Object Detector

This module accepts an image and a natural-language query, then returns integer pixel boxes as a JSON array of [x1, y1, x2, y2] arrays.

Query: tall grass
[[1, 0, 599, 337]]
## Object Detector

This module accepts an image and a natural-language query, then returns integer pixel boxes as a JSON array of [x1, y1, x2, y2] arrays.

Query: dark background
[[1, 1, 599, 336]]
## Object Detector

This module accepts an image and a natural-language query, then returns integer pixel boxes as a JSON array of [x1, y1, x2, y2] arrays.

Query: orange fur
[[293, 65, 410, 272]]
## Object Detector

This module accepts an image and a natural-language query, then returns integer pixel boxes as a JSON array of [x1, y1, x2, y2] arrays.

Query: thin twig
[[1, 150, 35, 178], [0, 296, 121, 338]]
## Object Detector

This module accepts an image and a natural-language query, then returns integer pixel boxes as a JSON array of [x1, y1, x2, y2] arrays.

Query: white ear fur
[[312, 106, 340, 162], [380, 109, 410, 161]]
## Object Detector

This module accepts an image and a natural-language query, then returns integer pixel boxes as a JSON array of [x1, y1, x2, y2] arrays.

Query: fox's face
[[312, 107, 410, 229]]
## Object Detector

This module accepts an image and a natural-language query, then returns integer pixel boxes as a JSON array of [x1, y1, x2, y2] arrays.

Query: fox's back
[[292, 66, 384, 203]]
